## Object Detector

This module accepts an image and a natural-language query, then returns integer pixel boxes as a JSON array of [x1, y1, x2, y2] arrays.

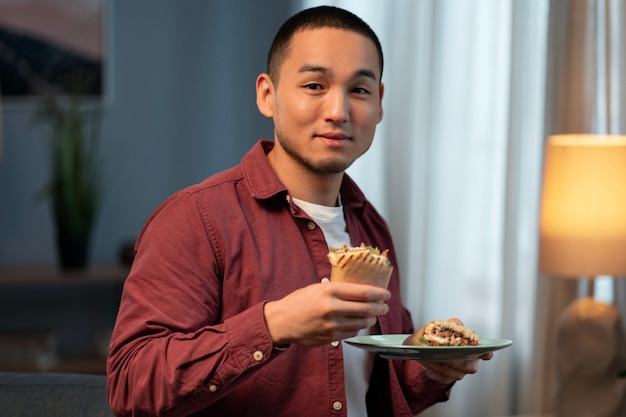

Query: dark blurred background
[[0, 0, 299, 267], [0, 0, 298, 373]]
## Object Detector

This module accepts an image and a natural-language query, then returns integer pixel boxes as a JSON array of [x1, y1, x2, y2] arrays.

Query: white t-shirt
[[292, 197, 374, 417]]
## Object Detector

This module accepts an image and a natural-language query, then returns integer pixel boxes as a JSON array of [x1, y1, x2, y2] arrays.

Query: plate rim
[[343, 334, 513, 361], [344, 334, 513, 349]]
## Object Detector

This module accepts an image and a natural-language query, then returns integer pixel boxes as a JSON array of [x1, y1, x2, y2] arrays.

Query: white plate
[[344, 334, 513, 361]]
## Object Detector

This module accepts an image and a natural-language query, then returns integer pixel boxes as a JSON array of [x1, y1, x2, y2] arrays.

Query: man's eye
[[352, 87, 370, 95], [304, 83, 323, 90]]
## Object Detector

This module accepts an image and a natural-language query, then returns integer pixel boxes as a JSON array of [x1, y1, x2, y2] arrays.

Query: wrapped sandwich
[[327, 243, 393, 289], [403, 320, 481, 346]]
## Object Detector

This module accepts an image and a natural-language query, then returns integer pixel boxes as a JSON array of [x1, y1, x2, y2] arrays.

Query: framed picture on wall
[[0, 0, 108, 107]]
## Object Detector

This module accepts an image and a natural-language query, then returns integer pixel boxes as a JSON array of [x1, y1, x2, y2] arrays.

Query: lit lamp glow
[[539, 134, 626, 417]]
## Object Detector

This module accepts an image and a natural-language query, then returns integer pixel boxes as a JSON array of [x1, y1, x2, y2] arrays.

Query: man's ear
[[377, 82, 385, 123], [256, 73, 275, 118]]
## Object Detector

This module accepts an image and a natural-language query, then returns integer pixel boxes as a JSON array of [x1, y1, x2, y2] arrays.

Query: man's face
[[259, 27, 384, 175]]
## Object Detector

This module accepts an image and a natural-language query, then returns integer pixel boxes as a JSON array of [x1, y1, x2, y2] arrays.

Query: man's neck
[[267, 148, 343, 207]]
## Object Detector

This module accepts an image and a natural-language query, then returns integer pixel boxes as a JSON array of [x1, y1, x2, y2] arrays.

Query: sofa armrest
[[0, 372, 113, 417]]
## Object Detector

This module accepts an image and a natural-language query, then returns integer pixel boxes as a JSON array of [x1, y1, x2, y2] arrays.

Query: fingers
[[317, 284, 389, 341], [453, 359, 479, 375], [264, 282, 390, 347], [420, 359, 480, 384], [328, 281, 391, 303], [336, 298, 389, 317], [330, 316, 378, 341], [420, 363, 455, 384], [324, 283, 390, 318]]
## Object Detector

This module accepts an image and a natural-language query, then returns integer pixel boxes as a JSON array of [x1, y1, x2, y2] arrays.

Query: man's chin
[[313, 158, 354, 174]]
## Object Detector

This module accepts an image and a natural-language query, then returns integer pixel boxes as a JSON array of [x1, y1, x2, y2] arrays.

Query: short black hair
[[267, 6, 384, 84]]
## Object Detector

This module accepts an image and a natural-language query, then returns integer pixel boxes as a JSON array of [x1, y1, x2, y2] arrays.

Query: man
[[107, 6, 491, 416]]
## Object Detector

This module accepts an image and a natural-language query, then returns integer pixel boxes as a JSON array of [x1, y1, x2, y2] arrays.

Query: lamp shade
[[539, 134, 626, 277]]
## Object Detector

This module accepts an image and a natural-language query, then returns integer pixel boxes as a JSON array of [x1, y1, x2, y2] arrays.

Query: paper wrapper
[[327, 245, 393, 289]]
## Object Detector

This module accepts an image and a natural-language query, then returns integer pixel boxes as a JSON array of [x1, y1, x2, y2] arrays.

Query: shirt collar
[[241, 140, 288, 200]]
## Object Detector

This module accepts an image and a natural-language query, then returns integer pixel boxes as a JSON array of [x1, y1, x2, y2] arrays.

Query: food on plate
[[403, 320, 481, 346], [327, 243, 393, 289]]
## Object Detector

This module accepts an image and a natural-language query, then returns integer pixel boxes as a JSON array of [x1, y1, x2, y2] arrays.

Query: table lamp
[[539, 134, 626, 417]]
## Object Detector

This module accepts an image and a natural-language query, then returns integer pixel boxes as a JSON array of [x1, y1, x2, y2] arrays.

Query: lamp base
[[554, 297, 626, 417]]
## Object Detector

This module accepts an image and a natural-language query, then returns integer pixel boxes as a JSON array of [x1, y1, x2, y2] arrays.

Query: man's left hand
[[419, 352, 493, 384]]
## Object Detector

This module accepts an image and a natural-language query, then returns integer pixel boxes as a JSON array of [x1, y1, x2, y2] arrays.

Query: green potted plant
[[34, 94, 101, 270]]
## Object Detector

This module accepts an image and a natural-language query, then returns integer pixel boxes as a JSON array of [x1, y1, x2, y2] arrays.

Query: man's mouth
[[317, 132, 350, 141]]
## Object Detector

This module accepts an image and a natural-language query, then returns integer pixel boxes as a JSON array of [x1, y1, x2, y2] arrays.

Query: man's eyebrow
[[354, 68, 377, 81], [298, 65, 378, 81], [299, 65, 329, 75]]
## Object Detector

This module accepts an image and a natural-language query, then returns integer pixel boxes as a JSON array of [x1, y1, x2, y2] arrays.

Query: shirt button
[[330, 340, 339, 347], [321, 277, 330, 283], [253, 350, 264, 361], [307, 221, 316, 230], [332, 401, 343, 411], [208, 384, 217, 392]]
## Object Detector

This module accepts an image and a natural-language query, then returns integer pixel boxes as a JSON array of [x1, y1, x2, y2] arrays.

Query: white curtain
[[300, 1, 549, 416]]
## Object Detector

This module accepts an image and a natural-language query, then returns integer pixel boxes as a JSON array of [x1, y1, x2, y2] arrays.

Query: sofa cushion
[[0, 372, 113, 417]]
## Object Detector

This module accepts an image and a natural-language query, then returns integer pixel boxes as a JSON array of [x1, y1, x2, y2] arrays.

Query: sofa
[[0, 372, 114, 417]]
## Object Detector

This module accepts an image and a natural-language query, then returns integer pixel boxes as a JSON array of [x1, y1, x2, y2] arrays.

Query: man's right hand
[[263, 282, 390, 347]]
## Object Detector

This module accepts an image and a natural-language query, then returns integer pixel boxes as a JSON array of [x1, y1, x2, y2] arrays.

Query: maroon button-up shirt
[[107, 140, 450, 417]]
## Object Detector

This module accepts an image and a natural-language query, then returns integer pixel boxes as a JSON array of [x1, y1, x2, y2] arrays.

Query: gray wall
[[0, 1, 298, 266]]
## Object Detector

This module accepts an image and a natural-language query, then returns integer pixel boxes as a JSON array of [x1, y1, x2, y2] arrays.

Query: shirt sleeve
[[106, 192, 284, 416], [401, 361, 453, 414]]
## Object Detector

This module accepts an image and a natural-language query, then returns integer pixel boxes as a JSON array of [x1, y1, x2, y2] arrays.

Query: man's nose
[[324, 89, 350, 124]]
